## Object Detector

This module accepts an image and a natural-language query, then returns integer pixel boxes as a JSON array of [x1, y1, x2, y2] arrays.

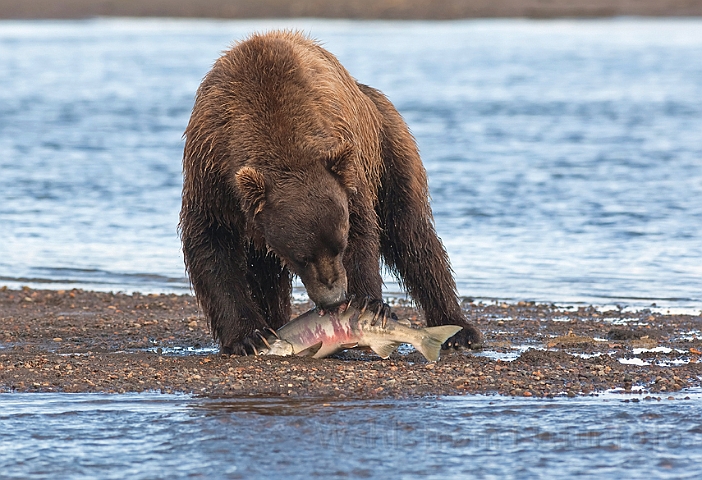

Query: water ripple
[[0, 18, 700, 308]]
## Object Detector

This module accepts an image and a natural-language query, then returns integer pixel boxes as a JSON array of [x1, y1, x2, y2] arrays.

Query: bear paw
[[221, 328, 278, 356], [442, 323, 483, 351]]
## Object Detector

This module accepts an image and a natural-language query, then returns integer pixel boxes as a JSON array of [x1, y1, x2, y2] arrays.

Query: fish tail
[[416, 326, 463, 362]]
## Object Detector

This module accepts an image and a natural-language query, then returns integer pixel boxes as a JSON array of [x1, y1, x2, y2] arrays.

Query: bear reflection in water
[[179, 31, 482, 355]]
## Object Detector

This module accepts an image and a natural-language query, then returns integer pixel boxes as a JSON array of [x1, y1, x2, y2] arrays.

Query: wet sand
[[1, 286, 700, 398], [1, 0, 701, 20]]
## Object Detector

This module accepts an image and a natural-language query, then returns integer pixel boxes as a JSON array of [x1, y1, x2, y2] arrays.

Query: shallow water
[[2, 20, 701, 477], [1, 391, 701, 479], [1, 18, 701, 309]]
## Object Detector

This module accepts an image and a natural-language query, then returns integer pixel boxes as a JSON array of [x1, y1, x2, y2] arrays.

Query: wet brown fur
[[180, 31, 482, 354]]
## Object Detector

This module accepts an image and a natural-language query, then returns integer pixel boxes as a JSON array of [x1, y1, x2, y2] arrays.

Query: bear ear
[[325, 142, 358, 196], [235, 166, 266, 217]]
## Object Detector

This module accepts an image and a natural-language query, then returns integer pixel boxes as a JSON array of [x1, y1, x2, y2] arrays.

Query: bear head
[[235, 144, 357, 310]]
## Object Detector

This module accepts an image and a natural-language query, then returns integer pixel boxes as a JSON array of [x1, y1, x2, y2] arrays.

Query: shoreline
[[1, 287, 701, 399], [1, 1, 702, 20]]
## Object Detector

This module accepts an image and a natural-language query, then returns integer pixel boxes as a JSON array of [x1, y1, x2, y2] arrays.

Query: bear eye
[[329, 239, 347, 258], [294, 256, 311, 268]]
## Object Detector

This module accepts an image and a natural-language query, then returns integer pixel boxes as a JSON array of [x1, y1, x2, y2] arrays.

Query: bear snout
[[311, 283, 347, 310], [301, 259, 348, 309]]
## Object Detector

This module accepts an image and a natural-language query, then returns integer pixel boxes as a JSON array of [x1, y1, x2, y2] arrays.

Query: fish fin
[[416, 326, 463, 362], [295, 341, 323, 357], [369, 340, 401, 359], [339, 342, 358, 349]]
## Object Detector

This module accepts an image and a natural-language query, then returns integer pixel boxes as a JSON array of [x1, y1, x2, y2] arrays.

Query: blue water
[[2, 19, 702, 477], [1, 18, 701, 307], [1, 391, 701, 479]]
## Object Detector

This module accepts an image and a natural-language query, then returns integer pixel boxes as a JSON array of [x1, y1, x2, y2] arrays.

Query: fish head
[[264, 339, 296, 357]]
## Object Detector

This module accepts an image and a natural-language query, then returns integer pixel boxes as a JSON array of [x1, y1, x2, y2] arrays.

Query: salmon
[[260, 299, 462, 362]]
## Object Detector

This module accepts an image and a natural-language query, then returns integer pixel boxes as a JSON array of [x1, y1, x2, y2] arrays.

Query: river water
[[1, 18, 701, 309], [1, 18, 702, 478], [1, 391, 702, 479]]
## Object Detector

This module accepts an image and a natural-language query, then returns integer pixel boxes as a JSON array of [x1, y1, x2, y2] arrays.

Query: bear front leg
[[181, 217, 271, 355], [343, 203, 384, 303], [359, 83, 483, 349], [245, 243, 292, 331], [379, 192, 483, 350]]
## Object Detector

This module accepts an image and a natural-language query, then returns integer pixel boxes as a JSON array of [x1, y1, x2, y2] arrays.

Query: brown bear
[[179, 31, 482, 355]]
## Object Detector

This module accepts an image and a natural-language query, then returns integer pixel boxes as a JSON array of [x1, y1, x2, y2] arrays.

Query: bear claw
[[222, 330, 276, 356]]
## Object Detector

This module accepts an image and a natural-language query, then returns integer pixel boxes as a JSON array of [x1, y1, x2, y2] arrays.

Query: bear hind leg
[[358, 83, 483, 349]]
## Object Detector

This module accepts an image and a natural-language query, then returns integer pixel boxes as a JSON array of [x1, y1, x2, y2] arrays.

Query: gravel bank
[[1, 287, 700, 398]]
